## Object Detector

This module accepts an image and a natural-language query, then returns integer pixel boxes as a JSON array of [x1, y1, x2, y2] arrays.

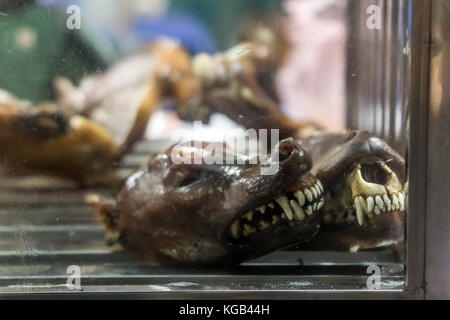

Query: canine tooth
[[375, 195, 385, 211], [317, 179, 323, 192], [306, 205, 313, 216], [230, 221, 240, 238], [275, 196, 294, 220], [357, 196, 367, 212], [398, 192, 405, 211], [305, 189, 313, 202], [268, 202, 275, 209], [310, 187, 318, 199], [366, 196, 375, 213], [290, 200, 305, 220], [354, 197, 364, 226], [392, 193, 399, 210], [294, 191, 306, 206], [256, 206, 266, 214], [383, 194, 392, 211], [374, 206, 381, 215]]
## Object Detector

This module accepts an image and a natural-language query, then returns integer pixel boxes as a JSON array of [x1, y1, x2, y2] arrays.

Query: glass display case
[[0, 0, 448, 299]]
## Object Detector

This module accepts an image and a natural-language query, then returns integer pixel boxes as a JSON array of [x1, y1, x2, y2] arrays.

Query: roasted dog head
[[0, 101, 120, 186], [300, 130, 406, 251], [91, 138, 323, 265]]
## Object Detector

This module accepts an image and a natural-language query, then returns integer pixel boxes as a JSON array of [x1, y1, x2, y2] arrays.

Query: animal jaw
[[322, 160, 406, 227], [226, 176, 324, 247], [91, 138, 323, 265], [297, 130, 406, 252]]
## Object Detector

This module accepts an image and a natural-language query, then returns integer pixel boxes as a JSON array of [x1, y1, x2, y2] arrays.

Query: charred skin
[[91, 139, 322, 265], [0, 102, 120, 186], [297, 130, 406, 253], [176, 41, 317, 138]]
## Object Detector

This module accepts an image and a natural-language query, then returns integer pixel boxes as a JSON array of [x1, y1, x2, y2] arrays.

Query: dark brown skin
[[300, 130, 405, 186], [297, 130, 405, 253], [175, 54, 406, 253], [91, 139, 322, 265]]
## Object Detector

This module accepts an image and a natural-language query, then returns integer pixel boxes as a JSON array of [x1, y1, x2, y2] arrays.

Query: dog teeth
[[374, 206, 381, 215], [366, 196, 374, 213], [317, 198, 324, 210], [359, 196, 368, 212], [230, 181, 326, 239], [290, 200, 305, 221], [230, 220, 240, 238], [243, 224, 257, 236], [314, 185, 321, 197], [310, 187, 318, 199], [272, 215, 279, 224], [392, 193, 400, 210], [275, 195, 293, 220], [256, 205, 266, 214], [348, 190, 406, 227], [294, 191, 306, 206], [398, 192, 405, 211], [243, 210, 253, 220], [354, 197, 365, 226], [375, 195, 385, 211], [304, 189, 313, 202], [317, 179, 323, 192], [383, 194, 392, 211], [258, 220, 270, 230]]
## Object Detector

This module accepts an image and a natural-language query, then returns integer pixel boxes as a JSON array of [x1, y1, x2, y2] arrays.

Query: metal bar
[[424, 0, 450, 300], [404, 0, 431, 298]]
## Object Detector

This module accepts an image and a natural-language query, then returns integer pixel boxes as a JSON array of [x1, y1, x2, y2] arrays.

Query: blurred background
[[0, 0, 347, 135]]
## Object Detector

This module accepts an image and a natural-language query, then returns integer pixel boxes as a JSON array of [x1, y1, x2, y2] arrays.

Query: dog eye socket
[[178, 170, 203, 187], [361, 163, 390, 185]]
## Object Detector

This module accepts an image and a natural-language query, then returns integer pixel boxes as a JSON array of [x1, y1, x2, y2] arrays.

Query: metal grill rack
[[0, 139, 404, 295]]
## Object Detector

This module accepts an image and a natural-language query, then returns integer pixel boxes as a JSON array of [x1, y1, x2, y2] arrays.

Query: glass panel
[[0, 0, 410, 294]]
